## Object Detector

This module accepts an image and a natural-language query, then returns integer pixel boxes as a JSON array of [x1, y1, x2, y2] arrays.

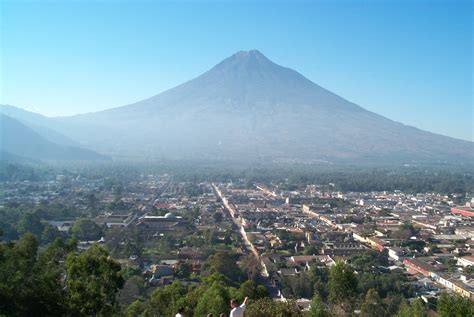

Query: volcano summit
[[4, 50, 474, 164]]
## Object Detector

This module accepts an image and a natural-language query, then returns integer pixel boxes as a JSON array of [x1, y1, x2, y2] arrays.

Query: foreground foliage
[[0, 234, 123, 317]]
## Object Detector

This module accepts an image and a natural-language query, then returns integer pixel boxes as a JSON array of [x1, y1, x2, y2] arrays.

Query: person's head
[[207, 314, 213, 317], [230, 299, 239, 308], [178, 307, 185, 314], [219, 314, 227, 317]]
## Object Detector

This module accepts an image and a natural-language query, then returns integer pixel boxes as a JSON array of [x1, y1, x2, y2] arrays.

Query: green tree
[[360, 289, 386, 317], [85, 193, 99, 210], [0, 220, 19, 241], [125, 300, 144, 317], [240, 254, 262, 282], [194, 282, 230, 317], [0, 234, 67, 316], [117, 275, 146, 307], [308, 264, 329, 300], [245, 298, 302, 317], [0, 233, 39, 316], [395, 298, 427, 317], [71, 218, 103, 241], [282, 272, 313, 298], [142, 281, 188, 317], [392, 222, 419, 241], [206, 251, 242, 282], [437, 292, 474, 317], [16, 211, 44, 237], [239, 280, 267, 300], [66, 244, 124, 316], [176, 261, 193, 279], [41, 223, 60, 243], [308, 293, 329, 317], [357, 271, 411, 298], [463, 265, 474, 275], [351, 250, 388, 273], [328, 261, 357, 304], [304, 244, 318, 255]]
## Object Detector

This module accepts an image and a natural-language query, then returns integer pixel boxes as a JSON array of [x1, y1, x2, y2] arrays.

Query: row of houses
[[403, 258, 474, 300]]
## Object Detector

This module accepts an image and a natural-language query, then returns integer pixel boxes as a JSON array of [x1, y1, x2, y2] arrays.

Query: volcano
[[14, 50, 474, 164]]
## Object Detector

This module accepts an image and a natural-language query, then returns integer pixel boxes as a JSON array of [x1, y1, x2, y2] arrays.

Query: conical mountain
[[52, 50, 472, 163]]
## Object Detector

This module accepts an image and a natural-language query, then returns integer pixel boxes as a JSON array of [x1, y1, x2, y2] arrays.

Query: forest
[[1, 161, 473, 194], [1, 233, 473, 316]]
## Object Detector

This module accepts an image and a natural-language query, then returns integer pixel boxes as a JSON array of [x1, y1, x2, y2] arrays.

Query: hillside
[[0, 104, 79, 147], [0, 114, 109, 161]]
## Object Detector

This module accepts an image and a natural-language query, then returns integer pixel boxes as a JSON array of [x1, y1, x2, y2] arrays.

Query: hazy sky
[[0, 0, 472, 141]]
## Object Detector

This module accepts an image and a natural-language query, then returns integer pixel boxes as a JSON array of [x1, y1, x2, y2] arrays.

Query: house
[[451, 207, 474, 218], [366, 236, 387, 252], [95, 213, 137, 228], [151, 264, 174, 277], [137, 213, 186, 231], [388, 247, 405, 261], [321, 242, 368, 257], [458, 256, 474, 267], [278, 268, 298, 276], [403, 258, 438, 277], [436, 274, 474, 299]]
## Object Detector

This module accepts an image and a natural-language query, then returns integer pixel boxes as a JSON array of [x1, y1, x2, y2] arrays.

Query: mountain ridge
[[0, 104, 80, 147], [2, 50, 473, 164], [0, 114, 110, 161]]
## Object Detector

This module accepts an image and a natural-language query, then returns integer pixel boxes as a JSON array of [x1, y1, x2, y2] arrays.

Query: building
[[137, 213, 185, 230], [403, 258, 438, 277], [95, 213, 137, 228], [451, 207, 474, 218], [458, 256, 474, 267], [366, 236, 387, 252]]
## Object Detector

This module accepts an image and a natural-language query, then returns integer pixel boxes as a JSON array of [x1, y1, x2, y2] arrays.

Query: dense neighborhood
[[1, 168, 473, 316]]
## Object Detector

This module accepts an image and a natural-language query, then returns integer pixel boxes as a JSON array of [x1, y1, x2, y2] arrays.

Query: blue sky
[[0, 0, 472, 141]]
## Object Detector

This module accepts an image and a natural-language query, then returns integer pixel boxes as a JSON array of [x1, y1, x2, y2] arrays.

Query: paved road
[[212, 184, 260, 259], [212, 183, 280, 298]]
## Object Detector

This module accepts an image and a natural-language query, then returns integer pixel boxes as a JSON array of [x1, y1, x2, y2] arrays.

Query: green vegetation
[[66, 244, 124, 315], [0, 234, 123, 316], [437, 292, 474, 317], [3, 217, 471, 316], [71, 218, 103, 241], [1, 162, 474, 316], [2, 161, 473, 194], [328, 261, 357, 304]]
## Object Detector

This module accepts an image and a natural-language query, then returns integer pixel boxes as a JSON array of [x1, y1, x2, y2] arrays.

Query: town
[[1, 166, 473, 316]]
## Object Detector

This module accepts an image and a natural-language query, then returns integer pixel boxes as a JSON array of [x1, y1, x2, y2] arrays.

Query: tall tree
[[0, 234, 67, 316], [70, 218, 103, 241], [238, 280, 267, 300], [437, 292, 474, 317], [328, 261, 357, 304], [360, 289, 386, 317], [206, 251, 242, 282], [16, 212, 44, 237], [142, 281, 187, 317], [126, 300, 144, 317], [194, 282, 230, 317], [245, 298, 302, 317], [308, 293, 330, 317], [66, 244, 124, 316], [240, 254, 262, 282], [395, 298, 427, 317]]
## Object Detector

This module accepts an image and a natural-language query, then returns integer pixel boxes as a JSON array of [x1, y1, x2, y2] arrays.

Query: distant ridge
[[0, 104, 79, 147], [0, 114, 109, 161], [4, 50, 474, 164]]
